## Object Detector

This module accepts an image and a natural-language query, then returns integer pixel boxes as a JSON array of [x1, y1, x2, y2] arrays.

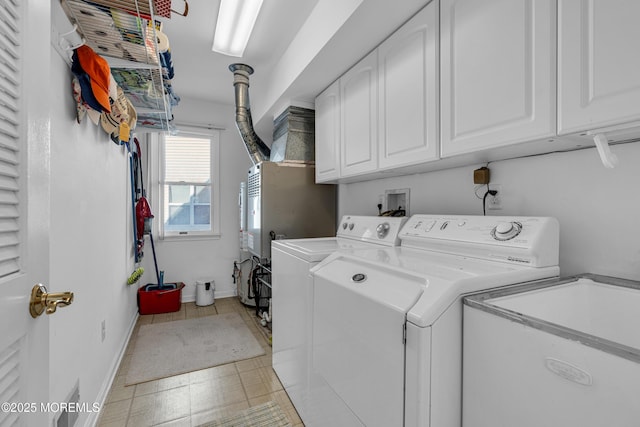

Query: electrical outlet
[[101, 320, 106, 342], [487, 184, 502, 210]]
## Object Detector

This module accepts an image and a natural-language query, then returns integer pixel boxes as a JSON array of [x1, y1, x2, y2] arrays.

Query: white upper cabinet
[[440, 0, 556, 157], [340, 50, 379, 177], [558, 0, 640, 135], [315, 80, 341, 183], [378, 2, 439, 170]]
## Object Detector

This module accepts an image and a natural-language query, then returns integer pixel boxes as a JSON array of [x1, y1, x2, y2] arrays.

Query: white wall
[[47, 46, 254, 427], [141, 97, 254, 302], [338, 142, 640, 281], [49, 49, 139, 425]]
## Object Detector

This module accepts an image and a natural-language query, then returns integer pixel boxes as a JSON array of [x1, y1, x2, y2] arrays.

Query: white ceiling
[[158, 0, 319, 106]]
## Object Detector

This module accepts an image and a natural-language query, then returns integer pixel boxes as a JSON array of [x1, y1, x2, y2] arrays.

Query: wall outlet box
[[487, 184, 502, 210]]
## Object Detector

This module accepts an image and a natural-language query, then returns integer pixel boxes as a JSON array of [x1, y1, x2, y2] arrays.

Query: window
[[160, 129, 220, 238]]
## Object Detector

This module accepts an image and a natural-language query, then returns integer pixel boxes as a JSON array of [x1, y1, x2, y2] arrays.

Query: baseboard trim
[[85, 311, 138, 427]]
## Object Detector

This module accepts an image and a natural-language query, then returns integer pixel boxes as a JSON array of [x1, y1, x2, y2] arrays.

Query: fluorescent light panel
[[212, 0, 264, 57]]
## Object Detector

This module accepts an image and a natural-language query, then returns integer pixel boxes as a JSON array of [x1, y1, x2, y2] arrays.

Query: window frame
[[157, 127, 221, 239]]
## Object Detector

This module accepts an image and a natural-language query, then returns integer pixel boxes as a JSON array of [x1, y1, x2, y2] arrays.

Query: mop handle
[[149, 233, 161, 287]]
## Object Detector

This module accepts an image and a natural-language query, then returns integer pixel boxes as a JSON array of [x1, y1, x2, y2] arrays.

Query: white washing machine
[[307, 214, 560, 427], [271, 215, 408, 422]]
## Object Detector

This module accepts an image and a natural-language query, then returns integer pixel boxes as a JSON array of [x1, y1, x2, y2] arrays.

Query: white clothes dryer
[[270, 215, 407, 422], [307, 214, 560, 427]]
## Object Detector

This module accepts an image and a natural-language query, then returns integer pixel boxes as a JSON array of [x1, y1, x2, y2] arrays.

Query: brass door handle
[[29, 284, 74, 318]]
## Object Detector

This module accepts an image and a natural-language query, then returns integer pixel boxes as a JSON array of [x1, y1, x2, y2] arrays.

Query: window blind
[[164, 136, 211, 183], [0, 0, 20, 278]]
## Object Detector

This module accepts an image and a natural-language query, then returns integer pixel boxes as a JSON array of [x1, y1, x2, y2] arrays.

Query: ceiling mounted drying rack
[[59, 0, 177, 132]]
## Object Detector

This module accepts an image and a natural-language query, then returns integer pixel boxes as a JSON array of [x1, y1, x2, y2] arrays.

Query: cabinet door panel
[[441, 0, 555, 156], [340, 51, 378, 177], [558, 0, 640, 134], [315, 81, 341, 182], [378, 3, 438, 169]]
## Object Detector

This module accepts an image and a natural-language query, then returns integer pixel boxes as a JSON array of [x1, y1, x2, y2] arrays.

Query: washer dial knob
[[491, 221, 522, 241], [496, 222, 513, 234], [376, 222, 390, 239]]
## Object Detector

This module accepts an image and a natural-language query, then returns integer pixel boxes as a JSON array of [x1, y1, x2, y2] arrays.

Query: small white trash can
[[195, 280, 215, 306]]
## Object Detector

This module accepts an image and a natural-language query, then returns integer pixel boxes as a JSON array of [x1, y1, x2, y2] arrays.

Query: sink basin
[[464, 273, 640, 362], [489, 276, 640, 350]]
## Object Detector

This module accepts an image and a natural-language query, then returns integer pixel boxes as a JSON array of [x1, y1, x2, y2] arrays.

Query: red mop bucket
[[137, 282, 185, 315]]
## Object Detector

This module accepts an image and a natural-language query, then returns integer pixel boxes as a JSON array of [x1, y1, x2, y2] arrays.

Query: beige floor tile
[[103, 299, 301, 427], [97, 399, 132, 426], [189, 400, 250, 426], [216, 375, 248, 407], [125, 337, 138, 356], [189, 374, 246, 413], [189, 380, 223, 414], [249, 389, 302, 426], [153, 385, 191, 425], [240, 366, 283, 399], [235, 354, 271, 374], [189, 363, 238, 385], [107, 374, 135, 403], [137, 315, 153, 326], [213, 304, 237, 315], [134, 379, 160, 397], [154, 417, 191, 427], [156, 372, 190, 392], [116, 354, 133, 377], [152, 309, 186, 324], [127, 393, 155, 427], [185, 302, 217, 319]]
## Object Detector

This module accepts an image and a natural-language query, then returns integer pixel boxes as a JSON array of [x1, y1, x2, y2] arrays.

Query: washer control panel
[[337, 215, 408, 246], [399, 215, 559, 267]]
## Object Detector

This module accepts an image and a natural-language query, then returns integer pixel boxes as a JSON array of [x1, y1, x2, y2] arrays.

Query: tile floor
[[97, 297, 303, 426]]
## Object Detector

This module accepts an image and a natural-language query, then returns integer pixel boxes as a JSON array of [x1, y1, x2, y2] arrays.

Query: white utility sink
[[463, 274, 640, 427], [489, 277, 640, 350]]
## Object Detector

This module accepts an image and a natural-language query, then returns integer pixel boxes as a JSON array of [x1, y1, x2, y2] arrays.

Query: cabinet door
[[340, 50, 378, 177], [440, 0, 556, 157], [315, 80, 341, 182], [558, 0, 640, 134], [378, 2, 439, 169]]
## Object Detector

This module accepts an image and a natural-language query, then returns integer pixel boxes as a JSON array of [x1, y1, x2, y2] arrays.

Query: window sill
[[159, 233, 222, 242]]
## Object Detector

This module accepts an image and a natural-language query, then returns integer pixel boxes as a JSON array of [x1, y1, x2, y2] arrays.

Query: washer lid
[[312, 255, 425, 313], [312, 248, 559, 327]]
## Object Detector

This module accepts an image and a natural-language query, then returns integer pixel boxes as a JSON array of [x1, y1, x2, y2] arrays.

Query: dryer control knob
[[376, 222, 390, 239], [349, 223, 355, 230], [342, 222, 348, 230]]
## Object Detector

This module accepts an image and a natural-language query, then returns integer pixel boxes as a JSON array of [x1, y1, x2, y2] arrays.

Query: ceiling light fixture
[[212, 0, 264, 57]]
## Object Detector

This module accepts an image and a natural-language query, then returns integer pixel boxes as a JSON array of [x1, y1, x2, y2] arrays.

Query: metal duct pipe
[[229, 63, 271, 165]]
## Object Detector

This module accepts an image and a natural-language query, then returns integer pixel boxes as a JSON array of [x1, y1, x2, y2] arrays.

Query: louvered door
[[0, 0, 52, 425]]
